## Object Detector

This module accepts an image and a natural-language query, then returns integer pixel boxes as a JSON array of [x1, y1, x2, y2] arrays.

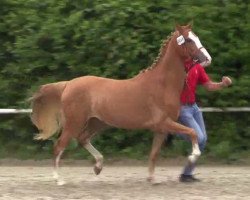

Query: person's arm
[[203, 76, 232, 91]]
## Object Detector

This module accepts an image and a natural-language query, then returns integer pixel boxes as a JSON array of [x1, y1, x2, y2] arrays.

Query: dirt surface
[[0, 160, 249, 200]]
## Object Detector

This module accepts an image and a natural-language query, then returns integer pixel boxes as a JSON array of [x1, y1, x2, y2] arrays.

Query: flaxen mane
[[140, 32, 174, 74]]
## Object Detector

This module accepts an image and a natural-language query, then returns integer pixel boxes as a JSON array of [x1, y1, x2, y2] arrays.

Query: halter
[[177, 33, 209, 66], [187, 31, 211, 67], [178, 37, 201, 62], [192, 47, 205, 62]]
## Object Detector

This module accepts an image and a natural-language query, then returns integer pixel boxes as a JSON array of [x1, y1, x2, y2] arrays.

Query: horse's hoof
[[94, 165, 102, 175], [147, 176, 152, 181], [147, 176, 160, 185], [147, 176, 154, 183], [53, 171, 59, 179]]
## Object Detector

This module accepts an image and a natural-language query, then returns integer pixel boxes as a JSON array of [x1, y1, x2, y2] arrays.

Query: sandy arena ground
[[0, 160, 249, 200]]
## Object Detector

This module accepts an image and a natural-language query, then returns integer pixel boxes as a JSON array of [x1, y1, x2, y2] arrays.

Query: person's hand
[[222, 76, 232, 87]]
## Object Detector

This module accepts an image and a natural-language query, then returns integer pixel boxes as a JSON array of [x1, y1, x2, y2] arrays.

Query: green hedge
[[0, 0, 249, 161]]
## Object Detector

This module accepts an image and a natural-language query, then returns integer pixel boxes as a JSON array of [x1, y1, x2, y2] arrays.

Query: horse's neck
[[134, 34, 186, 96], [150, 40, 186, 91]]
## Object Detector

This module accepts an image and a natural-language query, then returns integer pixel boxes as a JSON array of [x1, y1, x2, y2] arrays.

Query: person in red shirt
[[178, 59, 232, 182]]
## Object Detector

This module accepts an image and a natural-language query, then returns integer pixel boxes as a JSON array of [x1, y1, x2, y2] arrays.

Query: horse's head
[[175, 23, 212, 67]]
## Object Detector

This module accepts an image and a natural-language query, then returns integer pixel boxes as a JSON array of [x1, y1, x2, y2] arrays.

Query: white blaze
[[188, 31, 212, 67]]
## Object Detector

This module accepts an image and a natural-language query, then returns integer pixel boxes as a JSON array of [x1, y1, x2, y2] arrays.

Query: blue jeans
[[178, 103, 207, 175]]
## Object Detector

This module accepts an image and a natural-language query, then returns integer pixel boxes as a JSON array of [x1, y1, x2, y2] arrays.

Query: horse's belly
[[93, 99, 167, 130], [92, 101, 152, 129]]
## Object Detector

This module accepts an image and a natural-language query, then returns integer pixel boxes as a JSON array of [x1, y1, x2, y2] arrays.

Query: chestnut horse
[[30, 24, 210, 185]]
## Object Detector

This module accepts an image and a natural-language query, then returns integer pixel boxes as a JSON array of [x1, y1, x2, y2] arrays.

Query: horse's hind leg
[[148, 132, 165, 183], [85, 141, 103, 175], [53, 127, 72, 185], [78, 135, 104, 175], [53, 114, 87, 185], [78, 118, 108, 175]]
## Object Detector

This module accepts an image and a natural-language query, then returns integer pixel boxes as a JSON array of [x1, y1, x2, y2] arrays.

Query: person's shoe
[[179, 174, 201, 183]]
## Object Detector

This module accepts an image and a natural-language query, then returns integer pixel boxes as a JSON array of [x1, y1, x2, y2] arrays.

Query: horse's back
[[64, 75, 139, 97], [60, 75, 153, 128]]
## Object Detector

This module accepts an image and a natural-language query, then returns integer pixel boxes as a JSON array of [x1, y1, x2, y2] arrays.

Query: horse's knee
[[189, 129, 198, 142]]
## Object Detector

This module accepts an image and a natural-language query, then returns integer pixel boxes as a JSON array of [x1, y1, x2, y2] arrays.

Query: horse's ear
[[175, 23, 183, 33], [187, 20, 193, 29]]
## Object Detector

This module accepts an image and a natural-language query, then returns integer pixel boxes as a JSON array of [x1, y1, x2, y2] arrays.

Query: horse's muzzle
[[194, 48, 212, 67]]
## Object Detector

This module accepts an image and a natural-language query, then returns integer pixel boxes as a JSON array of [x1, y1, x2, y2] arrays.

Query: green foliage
[[0, 0, 249, 161]]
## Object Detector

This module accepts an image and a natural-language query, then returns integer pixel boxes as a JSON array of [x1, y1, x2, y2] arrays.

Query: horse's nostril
[[195, 53, 207, 63]]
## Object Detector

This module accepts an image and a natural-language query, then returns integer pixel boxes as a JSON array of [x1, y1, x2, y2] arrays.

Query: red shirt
[[180, 61, 210, 104]]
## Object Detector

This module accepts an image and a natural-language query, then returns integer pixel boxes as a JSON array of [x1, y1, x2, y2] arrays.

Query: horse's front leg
[[160, 118, 201, 163], [148, 132, 166, 184]]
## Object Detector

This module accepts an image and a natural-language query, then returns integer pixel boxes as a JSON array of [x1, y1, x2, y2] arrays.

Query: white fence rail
[[200, 107, 250, 112], [0, 107, 250, 114], [0, 109, 31, 114]]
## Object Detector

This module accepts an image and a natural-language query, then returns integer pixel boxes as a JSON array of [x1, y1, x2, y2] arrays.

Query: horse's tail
[[30, 81, 67, 140]]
